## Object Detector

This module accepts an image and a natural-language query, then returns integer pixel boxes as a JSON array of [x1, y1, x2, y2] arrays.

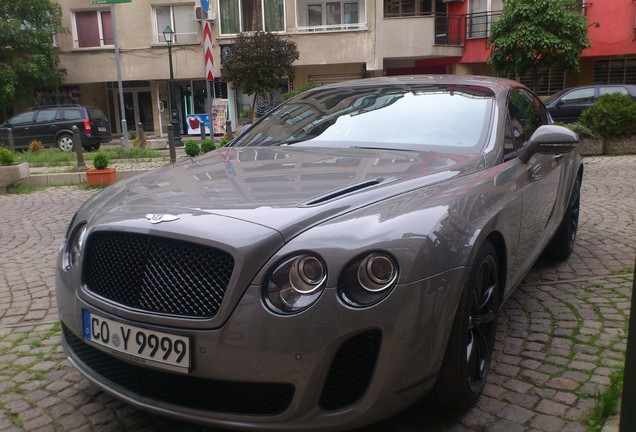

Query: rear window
[[87, 108, 107, 121]]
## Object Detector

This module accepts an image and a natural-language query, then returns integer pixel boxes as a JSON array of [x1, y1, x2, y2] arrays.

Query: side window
[[9, 112, 35, 125], [59, 109, 84, 120], [599, 86, 628, 96], [35, 109, 58, 123], [506, 89, 547, 154], [560, 88, 594, 106]]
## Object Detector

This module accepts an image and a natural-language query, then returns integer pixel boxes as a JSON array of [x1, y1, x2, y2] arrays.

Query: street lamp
[[163, 25, 181, 144]]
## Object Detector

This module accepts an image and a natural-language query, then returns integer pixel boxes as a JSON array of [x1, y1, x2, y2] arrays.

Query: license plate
[[82, 310, 190, 373], [98, 126, 107, 132]]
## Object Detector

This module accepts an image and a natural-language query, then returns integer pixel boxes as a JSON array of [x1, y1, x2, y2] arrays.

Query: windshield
[[233, 84, 495, 153]]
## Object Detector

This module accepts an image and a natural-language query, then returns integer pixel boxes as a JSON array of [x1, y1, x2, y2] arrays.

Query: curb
[[15, 169, 155, 187]]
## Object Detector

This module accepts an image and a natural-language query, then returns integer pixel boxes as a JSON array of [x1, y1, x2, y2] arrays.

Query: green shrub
[[0, 148, 16, 166], [128, 130, 138, 140], [563, 121, 600, 139], [219, 139, 229, 148], [580, 93, 636, 139], [93, 152, 109, 170], [283, 80, 321, 101], [184, 140, 201, 157], [201, 139, 216, 153]]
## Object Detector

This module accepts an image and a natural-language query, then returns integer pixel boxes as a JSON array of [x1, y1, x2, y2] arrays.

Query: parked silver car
[[56, 75, 583, 431]]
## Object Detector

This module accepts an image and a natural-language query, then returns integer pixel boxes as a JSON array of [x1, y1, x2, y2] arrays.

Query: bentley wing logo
[[145, 213, 180, 224]]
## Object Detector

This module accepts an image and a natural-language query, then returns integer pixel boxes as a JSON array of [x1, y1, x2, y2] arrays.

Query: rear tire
[[433, 241, 499, 410], [545, 176, 581, 261], [57, 134, 74, 152]]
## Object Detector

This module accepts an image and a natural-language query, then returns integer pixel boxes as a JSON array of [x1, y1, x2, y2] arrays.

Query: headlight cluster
[[63, 222, 87, 270], [264, 251, 398, 314], [265, 254, 327, 313], [340, 253, 398, 307]]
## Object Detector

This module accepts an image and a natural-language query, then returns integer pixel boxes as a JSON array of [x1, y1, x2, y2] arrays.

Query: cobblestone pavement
[[0, 155, 634, 432]]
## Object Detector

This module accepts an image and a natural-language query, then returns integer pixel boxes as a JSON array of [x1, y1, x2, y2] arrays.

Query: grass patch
[[6, 184, 53, 194], [612, 267, 634, 275], [13, 146, 166, 167], [586, 364, 624, 432]]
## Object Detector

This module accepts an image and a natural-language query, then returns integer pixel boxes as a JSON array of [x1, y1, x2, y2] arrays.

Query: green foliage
[[221, 31, 299, 99], [92, 152, 109, 170], [586, 364, 624, 432], [580, 93, 636, 139], [184, 140, 201, 157], [201, 139, 215, 153], [488, 0, 589, 91], [563, 121, 599, 139], [0, 0, 68, 108], [219, 139, 229, 148], [282, 80, 321, 101], [0, 148, 16, 166], [128, 130, 138, 140]]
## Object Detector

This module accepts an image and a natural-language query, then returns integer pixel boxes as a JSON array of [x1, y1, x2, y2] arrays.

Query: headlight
[[264, 254, 327, 314], [340, 252, 398, 307], [63, 222, 87, 270]]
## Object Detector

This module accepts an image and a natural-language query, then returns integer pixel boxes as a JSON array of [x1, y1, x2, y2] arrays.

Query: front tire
[[57, 134, 74, 152], [434, 241, 499, 410], [545, 176, 581, 261]]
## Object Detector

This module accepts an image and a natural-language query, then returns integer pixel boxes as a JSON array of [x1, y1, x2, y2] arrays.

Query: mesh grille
[[84, 232, 234, 318], [63, 325, 294, 416], [319, 330, 382, 411]]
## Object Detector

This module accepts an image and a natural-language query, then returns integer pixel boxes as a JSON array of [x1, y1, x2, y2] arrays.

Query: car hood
[[84, 146, 483, 240]]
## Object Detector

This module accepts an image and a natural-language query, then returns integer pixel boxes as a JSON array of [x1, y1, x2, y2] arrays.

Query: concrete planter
[[0, 162, 30, 193], [578, 136, 636, 156]]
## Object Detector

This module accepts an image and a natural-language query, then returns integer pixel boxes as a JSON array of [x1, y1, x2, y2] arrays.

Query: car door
[[550, 87, 595, 123], [4, 111, 37, 149], [507, 89, 564, 278], [31, 108, 59, 147]]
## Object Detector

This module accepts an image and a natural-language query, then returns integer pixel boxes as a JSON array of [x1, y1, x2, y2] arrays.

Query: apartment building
[[28, 0, 636, 140]]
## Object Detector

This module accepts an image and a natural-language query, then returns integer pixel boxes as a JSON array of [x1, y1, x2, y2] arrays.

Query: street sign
[[91, 0, 131, 4]]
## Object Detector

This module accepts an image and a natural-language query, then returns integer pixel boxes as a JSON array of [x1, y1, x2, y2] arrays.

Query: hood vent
[[299, 178, 389, 206]]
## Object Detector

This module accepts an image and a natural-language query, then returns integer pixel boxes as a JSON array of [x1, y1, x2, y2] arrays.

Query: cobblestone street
[[0, 155, 634, 432]]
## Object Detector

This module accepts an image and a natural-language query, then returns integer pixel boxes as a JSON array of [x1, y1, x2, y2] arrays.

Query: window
[[219, 0, 285, 35], [155, 6, 198, 44], [9, 112, 35, 126], [384, 0, 445, 18], [506, 88, 547, 156], [511, 67, 566, 96], [594, 59, 636, 85], [73, 10, 113, 48], [560, 88, 594, 106], [35, 110, 57, 123], [467, 0, 502, 39], [60, 109, 84, 121], [297, 0, 365, 31]]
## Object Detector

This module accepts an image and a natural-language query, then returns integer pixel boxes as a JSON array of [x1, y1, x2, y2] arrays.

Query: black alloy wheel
[[434, 241, 499, 410]]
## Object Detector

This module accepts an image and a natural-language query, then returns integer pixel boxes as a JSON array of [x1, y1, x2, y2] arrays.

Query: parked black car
[[0, 105, 112, 151], [544, 84, 636, 123]]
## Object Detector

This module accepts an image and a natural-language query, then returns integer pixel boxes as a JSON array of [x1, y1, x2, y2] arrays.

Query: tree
[[0, 0, 66, 115], [221, 31, 299, 121], [487, 0, 589, 93]]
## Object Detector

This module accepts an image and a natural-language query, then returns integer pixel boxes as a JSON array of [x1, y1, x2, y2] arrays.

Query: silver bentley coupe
[[57, 75, 583, 431]]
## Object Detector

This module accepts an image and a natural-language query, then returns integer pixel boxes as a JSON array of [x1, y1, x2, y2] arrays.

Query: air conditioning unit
[[195, 6, 216, 22]]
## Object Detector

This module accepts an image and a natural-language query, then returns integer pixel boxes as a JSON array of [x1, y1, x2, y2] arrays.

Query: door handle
[[553, 154, 564, 161]]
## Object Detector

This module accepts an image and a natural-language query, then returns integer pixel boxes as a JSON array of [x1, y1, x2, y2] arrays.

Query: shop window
[[219, 0, 285, 35], [73, 10, 113, 48], [594, 59, 636, 85], [154, 5, 198, 44]]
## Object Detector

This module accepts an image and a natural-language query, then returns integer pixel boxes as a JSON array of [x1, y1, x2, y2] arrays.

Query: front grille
[[84, 232, 234, 318], [63, 325, 295, 415], [319, 329, 382, 411]]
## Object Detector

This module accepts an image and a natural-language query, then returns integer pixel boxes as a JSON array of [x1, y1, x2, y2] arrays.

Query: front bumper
[[57, 266, 467, 431]]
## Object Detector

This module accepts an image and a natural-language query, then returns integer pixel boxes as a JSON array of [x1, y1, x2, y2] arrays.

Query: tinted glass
[[60, 109, 84, 120], [35, 109, 58, 123], [233, 84, 495, 153], [10, 112, 35, 125], [560, 88, 594, 105], [87, 108, 107, 121], [507, 89, 547, 148]]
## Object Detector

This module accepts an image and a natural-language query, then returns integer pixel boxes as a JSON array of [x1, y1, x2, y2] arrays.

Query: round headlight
[[358, 253, 398, 292], [340, 252, 398, 307], [63, 222, 87, 270], [265, 254, 327, 314]]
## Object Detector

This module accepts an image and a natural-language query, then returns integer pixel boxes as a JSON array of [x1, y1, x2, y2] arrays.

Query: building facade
[[22, 0, 636, 140]]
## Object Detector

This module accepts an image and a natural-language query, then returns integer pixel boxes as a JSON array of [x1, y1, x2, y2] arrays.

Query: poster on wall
[[185, 99, 228, 136]]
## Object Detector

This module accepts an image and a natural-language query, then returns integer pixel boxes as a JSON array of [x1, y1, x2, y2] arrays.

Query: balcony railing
[[434, 11, 501, 46]]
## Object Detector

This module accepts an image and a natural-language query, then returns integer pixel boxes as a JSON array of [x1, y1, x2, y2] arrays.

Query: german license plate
[[98, 126, 107, 132], [82, 310, 190, 373]]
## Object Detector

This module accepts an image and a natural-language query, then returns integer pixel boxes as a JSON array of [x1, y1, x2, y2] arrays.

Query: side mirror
[[556, 100, 565, 107], [518, 125, 578, 164]]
